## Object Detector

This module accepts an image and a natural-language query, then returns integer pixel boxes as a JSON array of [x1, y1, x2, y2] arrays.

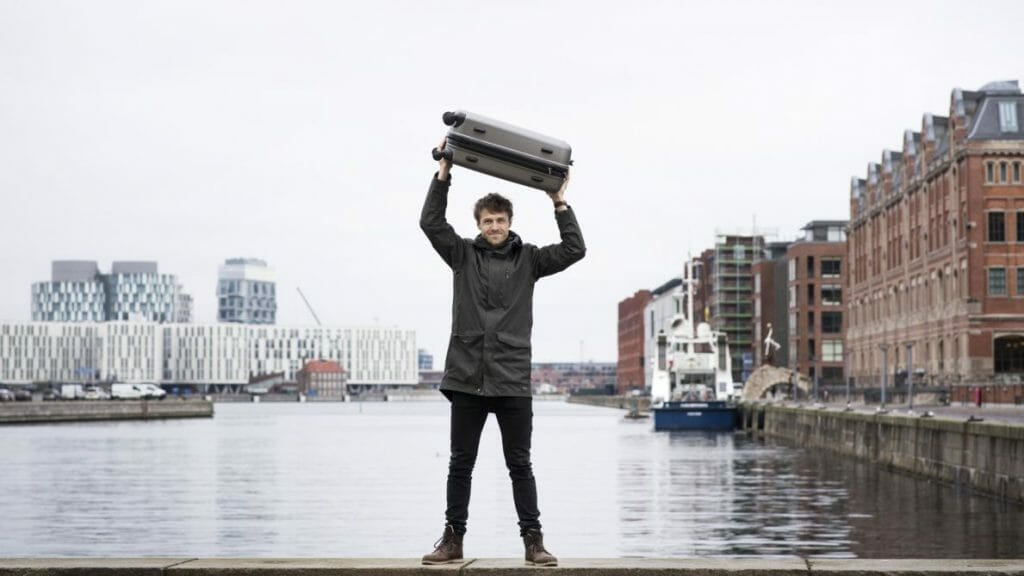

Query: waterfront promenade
[[2, 558, 1024, 576]]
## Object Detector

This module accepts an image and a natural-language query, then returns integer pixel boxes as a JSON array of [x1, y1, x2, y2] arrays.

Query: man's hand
[[547, 171, 570, 211], [436, 137, 452, 181]]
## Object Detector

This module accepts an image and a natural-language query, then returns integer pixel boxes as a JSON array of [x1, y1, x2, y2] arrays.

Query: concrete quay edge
[[2, 559, 1024, 576]]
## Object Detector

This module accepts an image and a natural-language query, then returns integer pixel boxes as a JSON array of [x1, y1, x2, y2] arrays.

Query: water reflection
[[1, 402, 1021, 558]]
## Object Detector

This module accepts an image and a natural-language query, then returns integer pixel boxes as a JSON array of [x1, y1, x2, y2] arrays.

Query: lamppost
[[878, 343, 889, 413], [906, 341, 914, 413], [844, 348, 852, 411]]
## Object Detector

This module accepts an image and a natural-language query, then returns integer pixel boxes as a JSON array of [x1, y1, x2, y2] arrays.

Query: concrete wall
[[567, 395, 650, 411], [0, 400, 213, 424], [740, 403, 1024, 504]]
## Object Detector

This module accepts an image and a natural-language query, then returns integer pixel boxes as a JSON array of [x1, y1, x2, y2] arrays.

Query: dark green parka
[[420, 174, 586, 397]]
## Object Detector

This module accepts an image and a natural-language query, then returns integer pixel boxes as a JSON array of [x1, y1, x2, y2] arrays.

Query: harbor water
[[2, 401, 1022, 558]]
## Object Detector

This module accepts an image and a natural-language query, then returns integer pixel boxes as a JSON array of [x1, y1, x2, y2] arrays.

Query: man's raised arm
[[535, 173, 586, 278], [420, 138, 464, 269]]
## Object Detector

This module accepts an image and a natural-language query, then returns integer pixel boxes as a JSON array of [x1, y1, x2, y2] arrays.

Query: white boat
[[650, 261, 738, 431]]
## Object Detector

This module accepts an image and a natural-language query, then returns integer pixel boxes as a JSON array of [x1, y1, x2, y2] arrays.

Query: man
[[419, 138, 586, 566]]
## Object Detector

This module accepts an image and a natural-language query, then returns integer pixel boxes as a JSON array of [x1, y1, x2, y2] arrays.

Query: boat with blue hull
[[653, 401, 737, 431], [650, 261, 740, 431]]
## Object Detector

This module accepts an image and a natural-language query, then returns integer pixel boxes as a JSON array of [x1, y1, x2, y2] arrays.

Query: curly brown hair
[[473, 193, 513, 223]]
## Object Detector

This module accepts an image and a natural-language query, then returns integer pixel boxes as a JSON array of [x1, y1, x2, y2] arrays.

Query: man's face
[[477, 208, 511, 246]]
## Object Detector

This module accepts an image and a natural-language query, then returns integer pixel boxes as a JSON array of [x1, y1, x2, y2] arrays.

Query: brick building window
[[822, 311, 842, 333], [1018, 268, 1024, 296], [822, 285, 842, 306], [807, 256, 815, 278], [986, 162, 995, 183], [989, 212, 1006, 242], [1001, 162, 1009, 183], [807, 283, 815, 305], [989, 268, 1007, 296], [822, 367, 844, 385], [1015, 162, 1022, 183], [821, 259, 841, 278], [1018, 212, 1024, 242], [994, 336, 1024, 373], [822, 340, 843, 362]]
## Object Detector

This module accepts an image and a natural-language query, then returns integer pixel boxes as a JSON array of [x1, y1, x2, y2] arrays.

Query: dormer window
[[1000, 101, 1019, 132]]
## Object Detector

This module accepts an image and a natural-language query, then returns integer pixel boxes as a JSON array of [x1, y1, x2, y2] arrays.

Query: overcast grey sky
[[1, 0, 1022, 362]]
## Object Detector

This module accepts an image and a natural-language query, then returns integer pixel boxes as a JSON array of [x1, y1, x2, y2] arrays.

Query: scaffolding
[[712, 228, 775, 382]]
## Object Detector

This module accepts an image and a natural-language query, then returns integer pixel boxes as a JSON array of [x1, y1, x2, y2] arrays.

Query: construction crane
[[296, 287, 322, 327]]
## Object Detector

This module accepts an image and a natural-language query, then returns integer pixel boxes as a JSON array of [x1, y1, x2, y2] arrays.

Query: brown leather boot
[[523, 529, 557, 567], [421, 525, 463, 565]]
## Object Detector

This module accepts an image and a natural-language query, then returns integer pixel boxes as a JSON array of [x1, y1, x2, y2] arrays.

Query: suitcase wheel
[[442, 111, 466, 127], [431, 147, 454, 162]]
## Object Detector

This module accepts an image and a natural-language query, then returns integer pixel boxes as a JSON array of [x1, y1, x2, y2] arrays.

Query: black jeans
[[445, 391, 540, 536]]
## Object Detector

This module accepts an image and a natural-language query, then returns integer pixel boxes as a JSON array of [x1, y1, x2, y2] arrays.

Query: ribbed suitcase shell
[[441, 111, 572, 193]]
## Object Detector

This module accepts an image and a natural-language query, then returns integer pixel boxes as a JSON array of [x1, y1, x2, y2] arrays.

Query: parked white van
[[111, 383, 167, 400]]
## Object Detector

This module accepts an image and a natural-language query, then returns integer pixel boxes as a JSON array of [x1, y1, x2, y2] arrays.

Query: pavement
[[1, 559, 1024, 576]]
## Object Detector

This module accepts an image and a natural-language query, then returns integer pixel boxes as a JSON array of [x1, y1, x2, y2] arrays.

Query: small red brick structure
[[297, 360, 347, 398]]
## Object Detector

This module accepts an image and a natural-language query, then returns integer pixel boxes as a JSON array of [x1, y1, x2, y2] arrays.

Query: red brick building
[[617, 290, 651, 394], [847, 80, 1024, 392], [752, 242, 791, 367], [297, 360, 347, 397], [787, 222, 847, 385]]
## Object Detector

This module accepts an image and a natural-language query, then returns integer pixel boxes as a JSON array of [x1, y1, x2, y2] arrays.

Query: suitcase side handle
[[442, 111, 466, 127]]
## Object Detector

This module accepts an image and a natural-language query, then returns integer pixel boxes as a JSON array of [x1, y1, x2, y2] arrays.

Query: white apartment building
[[0, 321, 417, 390], [642, 277, 683, 389]]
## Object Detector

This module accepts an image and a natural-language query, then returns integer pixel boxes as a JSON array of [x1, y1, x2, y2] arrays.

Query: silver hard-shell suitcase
[[432, 111, 572, 193]]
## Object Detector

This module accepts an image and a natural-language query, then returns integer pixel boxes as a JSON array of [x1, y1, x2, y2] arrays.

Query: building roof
[[651, 277, 682, 296], [301, 360, 345, 374], [801, 220, 848, 229]]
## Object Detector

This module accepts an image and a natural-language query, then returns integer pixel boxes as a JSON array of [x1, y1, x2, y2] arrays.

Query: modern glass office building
[[31, 261, 191, 323], [217, 258, 277, 325]]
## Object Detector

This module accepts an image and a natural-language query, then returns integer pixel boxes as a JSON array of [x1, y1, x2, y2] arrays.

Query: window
[[808, 338, 816, 362], [989, 212, 1006, 242], [822, 285, 842, 305], [1000, 101, 1019, 132], [788, 258, 796, 281], [790, 312, 797, 336], [1001, 162, 1009, 183], [808, 311, 815, 333], [822, 367, 844, 385], [1018, 212, 1024, 242], [822, 340, 843, 362], [821, 259, 841, 278], [789, 286, 796, 308], [989, 267, 1007, 296], [822, 311, 842, 333], [807, 283, 815, 305], [754, 273, 761, 294], [1015, 162, 1022, 183], [807, 256, 815, 277], [1018, 268, 1024, 296]]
